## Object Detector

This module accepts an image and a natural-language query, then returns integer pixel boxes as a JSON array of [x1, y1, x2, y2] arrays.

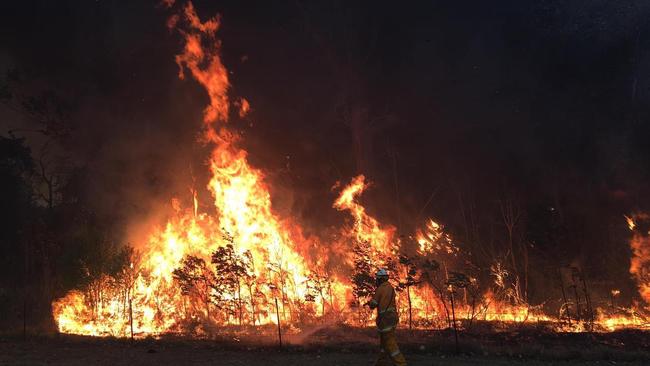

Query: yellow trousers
[[376, 330, 407, 366]]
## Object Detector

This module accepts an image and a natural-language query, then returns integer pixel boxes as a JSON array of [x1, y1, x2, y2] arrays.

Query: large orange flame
[[51, 2, 650, 337], [52, 1, 314, 336], [333, 175, 395, 254]]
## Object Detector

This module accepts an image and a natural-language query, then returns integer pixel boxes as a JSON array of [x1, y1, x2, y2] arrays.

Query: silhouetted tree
[[211, 233, 252, 324], [349, 240, 374, 324], [172, 255, 215, 319], [397, 254, 420, 329], [239, 250, 262, 324], [305, 268, 333, 317]]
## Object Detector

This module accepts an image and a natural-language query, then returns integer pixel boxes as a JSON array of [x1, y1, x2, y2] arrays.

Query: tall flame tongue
[[174, 1, 312, 310], [626, 214, 650, 304], [333, 175, 395, 254], [52, 1, 311, 336]]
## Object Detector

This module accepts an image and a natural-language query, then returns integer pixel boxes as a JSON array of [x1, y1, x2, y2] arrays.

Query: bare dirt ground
[[0, 339, 645, 366], [2, 326, 649, 366]]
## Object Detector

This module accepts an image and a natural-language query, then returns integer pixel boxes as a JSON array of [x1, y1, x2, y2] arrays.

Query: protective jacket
[[369, 281, 406, 366], [369, 281, 398, 332]]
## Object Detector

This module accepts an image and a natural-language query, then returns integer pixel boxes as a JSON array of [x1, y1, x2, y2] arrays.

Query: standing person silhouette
[[366, 269, 407, 366]]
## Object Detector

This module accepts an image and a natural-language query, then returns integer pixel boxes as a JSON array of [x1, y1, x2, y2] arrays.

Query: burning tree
[[417, 258, 453, 327], [240, 250, 263, 325], [555, 265, 595, 327], [211, 233, 253, 325], [397, 254, 419, 330], [267, 255, 295, 323], [73, 236, 134, 322], [172, 255, 216, 319], [350, 239, 375, 324], [490, 261, 523, 306], [305, 269, 333, 318], [498, 195, 527, 302]]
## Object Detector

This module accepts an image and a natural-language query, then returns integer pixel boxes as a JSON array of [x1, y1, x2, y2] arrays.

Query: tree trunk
[[407, 285, 412, 330], [558, 269, 571, 325], [449, 289, 459, 354], [580, 274, 594, 327], [274, 297, 282, 348], [237, 280, 242, 326], [248, 285, 256, 325], [522, 242, 529, 302], [572, 285, 581, 322], [205, 279, 211, 319], [129, 298, 134, 341], [320, 290, 325, 317], [468, 294, 477, 330], [434, 286, 451, 328]]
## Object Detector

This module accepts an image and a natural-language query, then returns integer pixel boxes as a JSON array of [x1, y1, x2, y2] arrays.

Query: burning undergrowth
[[51, 1, 650, 338]]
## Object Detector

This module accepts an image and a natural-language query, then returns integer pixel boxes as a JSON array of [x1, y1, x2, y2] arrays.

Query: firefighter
[[366, 269, 407, 366]]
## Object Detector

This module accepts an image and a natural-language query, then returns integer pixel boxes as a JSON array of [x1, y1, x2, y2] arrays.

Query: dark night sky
[[3, 0, 650, 299]]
